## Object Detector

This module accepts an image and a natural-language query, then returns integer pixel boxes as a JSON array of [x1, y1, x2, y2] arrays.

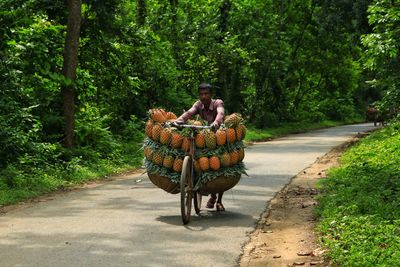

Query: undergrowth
[[316, 121, 400, 266]]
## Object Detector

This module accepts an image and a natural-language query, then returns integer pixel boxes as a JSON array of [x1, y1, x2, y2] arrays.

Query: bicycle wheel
[[194, 192, 202, 214], [180, 156, 193, 224]]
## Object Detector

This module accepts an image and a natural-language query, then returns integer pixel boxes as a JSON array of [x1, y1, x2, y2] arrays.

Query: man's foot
[[206, 197, 216, 209], [216, 203, 225, 212]]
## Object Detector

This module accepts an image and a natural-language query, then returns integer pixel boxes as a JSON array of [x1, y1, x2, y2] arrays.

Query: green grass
[[315, 121, 400, 266], [0, 141, 144, 206]]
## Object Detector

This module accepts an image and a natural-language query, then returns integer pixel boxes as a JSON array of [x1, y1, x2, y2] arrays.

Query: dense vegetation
[[1, 0, 399, 264], [314, 2, 400, 265], [0, 0, 399, 205], [316, 122, 400, 266]]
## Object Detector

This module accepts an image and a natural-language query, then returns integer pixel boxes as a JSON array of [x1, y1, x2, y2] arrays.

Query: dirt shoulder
[[239, 134, 366, 267]]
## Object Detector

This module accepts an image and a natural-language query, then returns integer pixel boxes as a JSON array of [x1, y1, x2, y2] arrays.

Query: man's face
[[199, 88, 211, 104]]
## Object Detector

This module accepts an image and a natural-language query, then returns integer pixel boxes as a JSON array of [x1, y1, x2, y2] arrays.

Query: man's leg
[[217, 192, 223, 203], [216, 192, 225, 211], [206, 193, 217, 208]]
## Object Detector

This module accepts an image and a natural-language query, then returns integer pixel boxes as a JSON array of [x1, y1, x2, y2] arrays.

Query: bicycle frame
[[172, 124, 211, 224]]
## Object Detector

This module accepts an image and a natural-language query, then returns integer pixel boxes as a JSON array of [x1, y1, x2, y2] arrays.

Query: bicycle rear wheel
[[180, 156, 193, 224]]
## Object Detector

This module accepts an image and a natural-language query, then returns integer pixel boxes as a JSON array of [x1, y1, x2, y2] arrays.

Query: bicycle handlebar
[[166, 121, 211, 130], [177, 124, 212, 130]]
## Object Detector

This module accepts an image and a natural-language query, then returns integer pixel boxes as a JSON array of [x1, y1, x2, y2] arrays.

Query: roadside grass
[[315, 121, 400, 266], [0, 141, 144, 206], [0, 118, 363, 207]]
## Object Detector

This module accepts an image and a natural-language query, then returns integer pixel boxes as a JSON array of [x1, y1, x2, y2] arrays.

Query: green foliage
[[316, 122, 400, 265], [0, 0, 395, 206], [361, 0, 400, 118]]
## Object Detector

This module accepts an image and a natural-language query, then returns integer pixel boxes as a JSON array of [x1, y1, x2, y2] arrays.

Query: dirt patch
[[239, 134, 367, 267]]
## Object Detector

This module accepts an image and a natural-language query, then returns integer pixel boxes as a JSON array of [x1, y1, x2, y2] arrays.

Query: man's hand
[[210, 122, 219, 130]]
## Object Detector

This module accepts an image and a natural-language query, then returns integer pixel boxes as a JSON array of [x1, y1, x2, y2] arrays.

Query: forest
[[1, 0, 399, 210], [1, 0, 400, 265]]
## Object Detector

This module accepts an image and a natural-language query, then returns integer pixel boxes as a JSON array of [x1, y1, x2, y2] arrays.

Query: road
[[0, 123, 375, 267]]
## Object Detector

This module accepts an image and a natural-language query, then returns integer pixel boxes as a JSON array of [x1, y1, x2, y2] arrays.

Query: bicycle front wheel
[[180, 156, 193, 224]]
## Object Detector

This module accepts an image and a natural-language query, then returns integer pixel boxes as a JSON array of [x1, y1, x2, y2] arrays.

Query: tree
[[61, 0, 82, 148], [137, 0, 147, 26], [361, 0, 400, 113]]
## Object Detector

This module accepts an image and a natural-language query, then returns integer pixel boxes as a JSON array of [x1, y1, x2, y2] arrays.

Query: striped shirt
[[176, 99, 225, 127]]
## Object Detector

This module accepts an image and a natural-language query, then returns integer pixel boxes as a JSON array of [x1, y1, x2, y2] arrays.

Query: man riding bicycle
[[175, 83, 226, 211]]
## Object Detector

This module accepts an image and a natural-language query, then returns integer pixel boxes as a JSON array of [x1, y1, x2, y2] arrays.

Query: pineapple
[[170, 130, 183, 148], [181, 137, 190, 152], [238, 147, 245, 161], [152, 151, 164, 166], [226, 128, 236, 144], [172, 157, 184, 172], [159, 127, 172, 145], [160, 109, 168, 118], [194, 159, 201, 173], [188, 120, 203, 126], [166, 111, 177, 120], [195, 131, 206, 148], [144, 146, 154, 161], [224, 113, 243, 128], [220, 152, 230, 167], [209, 156, 221, 171], [204, 130, 217, 149], [199, 157, 210, 172], [235, 124, 246, 141], [216, 129, 227, 146], [163, 155, 175, 169], [151, 123, 163, 142], [229, 150, 239, 166], [145, 120, 153, 138], [149, 109, 167, 123]]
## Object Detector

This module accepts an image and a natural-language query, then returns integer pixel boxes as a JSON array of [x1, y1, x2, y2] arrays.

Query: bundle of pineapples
[[143, 108, 246, 191]]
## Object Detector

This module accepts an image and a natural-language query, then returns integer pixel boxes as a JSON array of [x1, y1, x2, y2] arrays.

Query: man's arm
[[211, 99, 225, 129], [176, 101, 200, 123]]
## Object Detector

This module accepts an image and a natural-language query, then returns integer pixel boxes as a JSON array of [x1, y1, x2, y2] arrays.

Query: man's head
[[198, 83, 212, 105]]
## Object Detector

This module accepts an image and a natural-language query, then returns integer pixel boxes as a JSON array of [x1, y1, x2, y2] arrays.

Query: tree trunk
[[217, 0, 231, 103], [137, 0, 146, 26], [219, 0, 231, 40], [169, 0, 178, 50], [61, 0, 81, 148]]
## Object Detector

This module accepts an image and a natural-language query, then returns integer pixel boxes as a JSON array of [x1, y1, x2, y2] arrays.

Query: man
[[175, 83, 226, 211]]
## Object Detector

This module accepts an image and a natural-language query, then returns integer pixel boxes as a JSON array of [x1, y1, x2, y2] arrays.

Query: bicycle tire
[[180, 156, 193, 224]]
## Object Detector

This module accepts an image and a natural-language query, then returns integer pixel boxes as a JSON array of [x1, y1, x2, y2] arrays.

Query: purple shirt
[[177, 99, 225, 127]]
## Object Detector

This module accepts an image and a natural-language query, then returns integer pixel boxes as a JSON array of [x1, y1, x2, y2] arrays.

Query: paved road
[[0, 124, 375, 267]]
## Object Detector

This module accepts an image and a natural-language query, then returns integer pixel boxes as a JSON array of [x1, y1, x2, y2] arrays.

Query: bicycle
[[172, 123, 212, 224]]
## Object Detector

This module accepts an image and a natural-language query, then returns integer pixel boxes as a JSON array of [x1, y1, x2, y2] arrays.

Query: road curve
[[0, 123, 375, 267]]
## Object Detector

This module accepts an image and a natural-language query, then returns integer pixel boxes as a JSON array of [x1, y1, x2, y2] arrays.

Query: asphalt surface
[[0, 123, 375, 267]]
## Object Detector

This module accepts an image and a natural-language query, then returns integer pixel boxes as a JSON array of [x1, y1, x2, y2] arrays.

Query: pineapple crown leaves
[[144, 137, 185, 158], [163, 122, 191, 137], [179, 127, 191, 137], [145, 159, 181, 183], [146, 135, 245, 159], [194, 140, 245, 158], [224, 113, 244, 128], [194, 151, 209, 159], [194, 115, 208, 125]]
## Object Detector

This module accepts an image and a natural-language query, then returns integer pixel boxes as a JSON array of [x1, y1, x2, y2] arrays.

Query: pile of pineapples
[[143, 108, 246, 190]]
